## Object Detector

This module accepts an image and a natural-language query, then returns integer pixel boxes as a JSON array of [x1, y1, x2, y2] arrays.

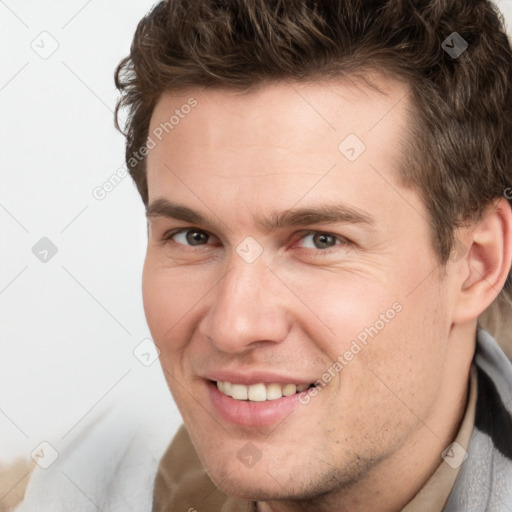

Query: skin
[[142, 76, 512, 512]]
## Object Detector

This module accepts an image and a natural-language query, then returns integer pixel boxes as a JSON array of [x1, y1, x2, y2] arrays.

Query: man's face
[[143, 78, 460, 501]]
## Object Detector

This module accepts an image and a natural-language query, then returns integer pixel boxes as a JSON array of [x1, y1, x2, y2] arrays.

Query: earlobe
[[452, 198, 512, 324]]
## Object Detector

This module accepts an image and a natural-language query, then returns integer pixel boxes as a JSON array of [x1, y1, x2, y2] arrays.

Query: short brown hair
[[114, 0, 512, 264]]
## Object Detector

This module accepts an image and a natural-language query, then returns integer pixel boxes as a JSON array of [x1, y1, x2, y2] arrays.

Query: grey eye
[[174, 229, 209, 246], [300, 232, 338, 249], [313, 233, 336, 249]]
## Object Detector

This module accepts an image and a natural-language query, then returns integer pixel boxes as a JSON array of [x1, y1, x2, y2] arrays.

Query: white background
[[0, 0, 180, 463], [1, 0, 512, 464]]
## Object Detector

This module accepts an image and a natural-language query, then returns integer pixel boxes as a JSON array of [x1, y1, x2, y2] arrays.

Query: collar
[[400, 364, 477, 511]]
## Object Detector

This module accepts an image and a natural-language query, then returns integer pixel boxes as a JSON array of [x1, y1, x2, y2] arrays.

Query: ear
[[452, 198, 512, 324]]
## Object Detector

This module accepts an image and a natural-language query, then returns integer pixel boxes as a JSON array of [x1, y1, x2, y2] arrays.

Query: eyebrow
[[145, 198, 375, 231]]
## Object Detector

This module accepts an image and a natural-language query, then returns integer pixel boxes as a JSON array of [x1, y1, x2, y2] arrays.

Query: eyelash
[[161, 228, 350, 254]]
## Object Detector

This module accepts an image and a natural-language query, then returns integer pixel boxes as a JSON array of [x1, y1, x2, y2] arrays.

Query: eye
[[294, 231, 349, 252], [162, 228, 350, 253], [164, 228, 212, 246]]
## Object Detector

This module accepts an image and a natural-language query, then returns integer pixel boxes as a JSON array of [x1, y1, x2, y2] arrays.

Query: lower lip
[[206, 381, 304, 427]]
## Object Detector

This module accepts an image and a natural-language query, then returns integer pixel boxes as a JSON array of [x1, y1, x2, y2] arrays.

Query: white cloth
[[15, 398, 177, 512]]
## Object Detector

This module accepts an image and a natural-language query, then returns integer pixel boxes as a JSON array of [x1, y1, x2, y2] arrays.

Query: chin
[[215, 476, 339, 505], [212, 477, 291, 502], [199, 457, 286, 500], [204, 459, 324, 503]]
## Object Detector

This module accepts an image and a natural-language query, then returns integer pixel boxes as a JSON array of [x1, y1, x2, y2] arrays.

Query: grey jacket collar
[[444, 328, 512, 511]]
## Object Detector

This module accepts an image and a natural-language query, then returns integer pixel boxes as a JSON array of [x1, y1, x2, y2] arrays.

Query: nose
[[198, 251, 292, 354]]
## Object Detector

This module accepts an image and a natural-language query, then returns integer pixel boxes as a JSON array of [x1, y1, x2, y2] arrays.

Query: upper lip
[[203, 370, 316, 386]]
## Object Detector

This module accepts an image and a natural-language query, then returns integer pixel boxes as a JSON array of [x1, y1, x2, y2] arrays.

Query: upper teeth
[[216, 381, 310, 401]]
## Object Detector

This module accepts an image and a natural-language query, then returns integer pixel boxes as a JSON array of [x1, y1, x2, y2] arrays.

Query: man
[[12, 1, 512, 511], [111, 0, 512, 511]]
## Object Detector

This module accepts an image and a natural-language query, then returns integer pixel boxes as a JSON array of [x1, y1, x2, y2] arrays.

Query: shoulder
[[444, 329, 512, 511]]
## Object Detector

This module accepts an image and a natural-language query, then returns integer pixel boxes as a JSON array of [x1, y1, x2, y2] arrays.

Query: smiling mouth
[[214, 380, 317, 402]]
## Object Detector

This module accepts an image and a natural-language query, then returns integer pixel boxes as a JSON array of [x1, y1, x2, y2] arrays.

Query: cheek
[[303, 266, 449, 415], [281, 269, 401, 360], [142, 257, 188, 344], [351, 283, 450, 422], [142, 253, 219, 356]]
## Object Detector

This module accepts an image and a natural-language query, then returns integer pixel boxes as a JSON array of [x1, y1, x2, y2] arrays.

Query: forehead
[[145, 75, 417, 229], [148, 74, 410, 168]]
